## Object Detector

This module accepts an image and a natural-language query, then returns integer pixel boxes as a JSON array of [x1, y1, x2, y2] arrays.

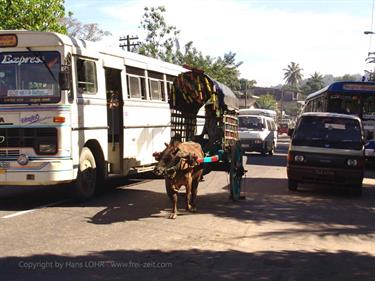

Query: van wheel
[[74, 147, 97, 201], [288, 179, 298, 191], [269, 142, 275, 156], [261, 143, 267, 155]]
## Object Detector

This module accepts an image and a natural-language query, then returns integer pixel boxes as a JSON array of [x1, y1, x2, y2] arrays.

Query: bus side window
[[126, 66, 146, 100], [148, 71, 164, 101], [76, 59, 97, 94], [127, 75, 142, 99]]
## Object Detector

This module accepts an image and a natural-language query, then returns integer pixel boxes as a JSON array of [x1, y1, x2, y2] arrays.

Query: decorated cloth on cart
[[170, 69, 239, 115]]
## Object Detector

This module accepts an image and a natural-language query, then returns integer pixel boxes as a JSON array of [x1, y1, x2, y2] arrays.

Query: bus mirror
[[287, 128, 294, 137], [59, 71, 71, 91]]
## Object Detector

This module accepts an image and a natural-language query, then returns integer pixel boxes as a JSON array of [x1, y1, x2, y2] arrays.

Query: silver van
[[238, 115, 278, 155], [287, 112, 365, 195]]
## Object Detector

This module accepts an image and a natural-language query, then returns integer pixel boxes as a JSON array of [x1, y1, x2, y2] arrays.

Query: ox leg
[[185, 176, 193, 212], [190, 178, 199, 212], [170, 190, 178, 219], [166, 182, 178, 219], [165, 182, 174, 201]]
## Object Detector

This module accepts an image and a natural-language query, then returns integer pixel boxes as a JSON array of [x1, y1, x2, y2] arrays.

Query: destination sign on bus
[[343, 83, 375, 91], [0, 34, 17, 48]]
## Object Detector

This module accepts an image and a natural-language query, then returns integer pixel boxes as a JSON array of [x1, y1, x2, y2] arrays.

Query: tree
[[138, 6, 179, 62], [237, 78, 257, 106], [283, 62, 304, 90], [238, 78, 257, 92], [335, 74, 359, 81], [137, 6, 245, 89], [257, 94, 277, 110], [0, 0, 66, 33], [301, 72, 324, 96], [60, 12, 112, 41]]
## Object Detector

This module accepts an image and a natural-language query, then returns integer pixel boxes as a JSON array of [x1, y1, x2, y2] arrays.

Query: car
[[287, 112, 365, 195], [278, 122, 289, 135], [238, 114, 277, 155]]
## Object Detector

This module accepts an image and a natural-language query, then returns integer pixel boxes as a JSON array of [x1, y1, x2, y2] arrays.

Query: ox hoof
[[190, 207, 197, 212], [169, 213, 177, 219]]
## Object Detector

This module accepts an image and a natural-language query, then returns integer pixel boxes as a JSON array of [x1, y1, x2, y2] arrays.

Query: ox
[[153, 139, 204, 219]]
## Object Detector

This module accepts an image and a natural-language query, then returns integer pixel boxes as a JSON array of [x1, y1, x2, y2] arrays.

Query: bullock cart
[[170, 68, 245, 200]]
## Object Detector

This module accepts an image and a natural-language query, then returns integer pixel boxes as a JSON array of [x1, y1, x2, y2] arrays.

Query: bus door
[[105, 68, 123, 174]]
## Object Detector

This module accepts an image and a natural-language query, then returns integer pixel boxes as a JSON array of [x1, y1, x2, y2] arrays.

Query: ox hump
[[178, 141, 204, 158]]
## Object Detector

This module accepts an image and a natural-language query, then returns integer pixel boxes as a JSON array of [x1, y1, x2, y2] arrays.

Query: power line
[[369, 0, 375, 53], [119, 35, 139, 51]]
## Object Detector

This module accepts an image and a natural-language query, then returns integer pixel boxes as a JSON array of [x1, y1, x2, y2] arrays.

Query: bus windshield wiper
[[26, 47, 58, 83]]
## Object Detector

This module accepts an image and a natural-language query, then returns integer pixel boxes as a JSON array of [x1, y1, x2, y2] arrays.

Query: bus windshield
[[0, 51, 61, 103], [327, 94, 361, 115], [292, 116, 362, 150], [363, 95, 375, 120]]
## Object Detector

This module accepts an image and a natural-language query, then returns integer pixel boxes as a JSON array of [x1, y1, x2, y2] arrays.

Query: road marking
[[1, 199, 69, 219]]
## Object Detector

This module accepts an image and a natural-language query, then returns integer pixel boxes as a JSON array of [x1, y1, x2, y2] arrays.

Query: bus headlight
[[17, 154, 29, 166], [294, 155, 305, 162], [347, 159, 358, 167]]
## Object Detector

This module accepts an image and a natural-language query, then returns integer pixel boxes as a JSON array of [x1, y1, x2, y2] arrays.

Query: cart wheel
[[230, 141, 245, 201]]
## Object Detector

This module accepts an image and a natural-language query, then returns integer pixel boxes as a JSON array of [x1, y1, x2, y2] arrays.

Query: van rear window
[[292, 116, 362, 150]]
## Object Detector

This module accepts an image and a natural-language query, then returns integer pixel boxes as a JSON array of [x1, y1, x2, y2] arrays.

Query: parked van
[[287, 112, 365, 195], [238, 114, 278, 155]]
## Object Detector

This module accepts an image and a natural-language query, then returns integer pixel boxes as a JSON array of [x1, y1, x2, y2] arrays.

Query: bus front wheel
[[74, 147, 97, 201]]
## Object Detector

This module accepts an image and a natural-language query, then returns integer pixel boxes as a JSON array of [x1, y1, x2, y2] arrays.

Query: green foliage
[[335, 74, 358, 81], [138, 6, 244, 89], [0, 0, 66, 33], [283, 62, 303, 90], [283, 101, 299, 116], [238, 78, 257, 91], [257, 94, 277, 110], [138, 6, 179, 61], [301, 71, 324, 96], [236, 78, 257, 99]]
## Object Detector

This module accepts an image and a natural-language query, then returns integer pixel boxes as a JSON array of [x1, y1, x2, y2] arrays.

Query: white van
[[239, 108, 277, 121], [238, 115, 278, 155]]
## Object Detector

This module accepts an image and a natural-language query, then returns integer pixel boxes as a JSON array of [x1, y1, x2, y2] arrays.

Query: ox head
[[153, 140, 199, 179], [153, 140, 181, 178]]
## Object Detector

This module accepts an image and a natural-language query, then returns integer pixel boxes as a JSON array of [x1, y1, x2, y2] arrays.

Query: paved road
[[1, 136, 375, 280]]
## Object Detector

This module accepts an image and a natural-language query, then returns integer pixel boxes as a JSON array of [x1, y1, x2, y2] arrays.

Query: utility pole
[[280, 85, 285, 121], [244, 87, 247, 108], [119, 35, 139, 51]]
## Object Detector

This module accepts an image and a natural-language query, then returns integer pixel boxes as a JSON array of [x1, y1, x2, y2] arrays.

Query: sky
[[65, 0, 375, 87]]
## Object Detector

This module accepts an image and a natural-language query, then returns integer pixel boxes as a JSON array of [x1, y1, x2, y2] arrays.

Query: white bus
[[0, 30, 186, 199]]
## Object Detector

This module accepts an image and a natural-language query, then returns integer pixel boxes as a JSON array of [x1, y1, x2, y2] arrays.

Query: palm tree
[[238, 78, 257, 107], [283, 62, 304, 89], [306, 72, 324, 93], [280, 62, 303, 118]]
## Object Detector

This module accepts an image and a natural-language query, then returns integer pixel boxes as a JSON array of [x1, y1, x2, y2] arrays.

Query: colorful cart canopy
[[171, 70, 239, 114]]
